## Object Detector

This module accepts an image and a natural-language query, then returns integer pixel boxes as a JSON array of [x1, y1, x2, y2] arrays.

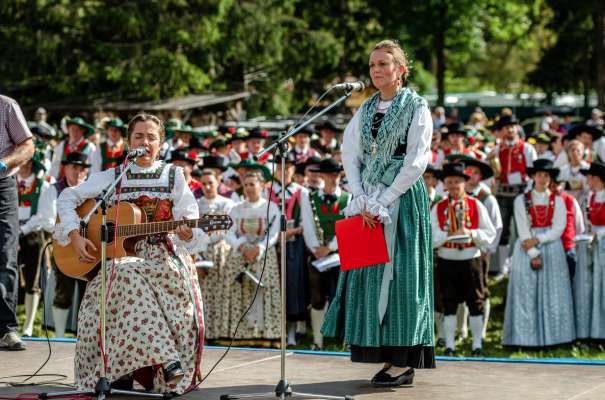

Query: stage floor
[[1, 341, 604, 400]]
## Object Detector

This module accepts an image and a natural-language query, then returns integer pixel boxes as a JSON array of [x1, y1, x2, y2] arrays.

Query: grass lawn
[[17, 277, 605, 359]]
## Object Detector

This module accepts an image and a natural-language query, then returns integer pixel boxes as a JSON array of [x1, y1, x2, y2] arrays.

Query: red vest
[[525, 191, 556, 228], [436, 195, 479, 249], [558, 191, 576, 251], [499, 140, 527, 184], [589, 192, 605, 226]]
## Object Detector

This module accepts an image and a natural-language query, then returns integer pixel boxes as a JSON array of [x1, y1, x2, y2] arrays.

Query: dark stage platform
[[1, 341, 604, 400]]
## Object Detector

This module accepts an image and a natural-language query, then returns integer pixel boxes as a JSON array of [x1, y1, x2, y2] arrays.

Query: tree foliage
[[0, 0, 602, 113]]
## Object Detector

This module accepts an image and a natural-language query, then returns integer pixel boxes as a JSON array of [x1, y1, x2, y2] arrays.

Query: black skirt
[[350, 345, 436, 368]]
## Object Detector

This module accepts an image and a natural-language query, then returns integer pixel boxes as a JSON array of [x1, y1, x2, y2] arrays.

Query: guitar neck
[[116, 218, 204, 238]]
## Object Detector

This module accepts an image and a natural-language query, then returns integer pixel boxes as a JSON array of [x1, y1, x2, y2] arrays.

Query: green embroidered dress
[[321, 88, 436, 368]]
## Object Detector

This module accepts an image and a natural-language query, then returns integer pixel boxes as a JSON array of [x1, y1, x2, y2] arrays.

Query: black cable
[[0, 241, 74, 388], [177, 88, 337, 396], [179, 158, 278, 395]]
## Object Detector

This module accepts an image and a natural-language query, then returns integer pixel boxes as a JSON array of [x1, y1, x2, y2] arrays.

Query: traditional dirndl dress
[[322, 88, 435, 368], [502, 191, 575, 346], [588, 190, 605, 338], [225, 198, 281, 341], [573, 239, 593, 338], [54, 162, 207, 394]]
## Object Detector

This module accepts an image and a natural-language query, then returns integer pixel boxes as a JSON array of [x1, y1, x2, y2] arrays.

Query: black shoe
[[110, 375, 134, 391], [436, 338, 446, 348], [370, 366, 391, 385], [471, 347, 484, 357], [444, 348, 456, 357], [372, 368, 414, 387], [163, 361, 184, 383]]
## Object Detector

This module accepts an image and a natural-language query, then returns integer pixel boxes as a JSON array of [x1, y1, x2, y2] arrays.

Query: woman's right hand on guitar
[[69, 230, 98, 263]]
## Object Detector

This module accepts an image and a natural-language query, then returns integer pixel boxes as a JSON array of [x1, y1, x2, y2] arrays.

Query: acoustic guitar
[[52, 199, 233, 280]]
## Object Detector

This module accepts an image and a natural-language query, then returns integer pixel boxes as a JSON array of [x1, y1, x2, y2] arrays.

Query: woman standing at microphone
[[54, 113, 210, 393], [322, 40, 435, 387]]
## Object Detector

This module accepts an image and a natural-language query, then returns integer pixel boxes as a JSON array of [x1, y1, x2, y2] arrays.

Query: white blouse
[[513, 189, 566, 258], [341, 101, 433, 220], [226, 198, 280, 261], [54, 161, 209, 253]]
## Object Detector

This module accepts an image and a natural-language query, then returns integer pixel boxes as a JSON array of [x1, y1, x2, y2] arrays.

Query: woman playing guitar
[[54, 113, 209, 393]]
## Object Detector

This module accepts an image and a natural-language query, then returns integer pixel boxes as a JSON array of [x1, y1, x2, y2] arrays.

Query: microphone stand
[[221, 91, 354, 400], [40, 157, 169, 400]]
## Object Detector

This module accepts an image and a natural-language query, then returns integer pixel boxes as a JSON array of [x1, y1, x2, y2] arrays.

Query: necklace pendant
[[371, 143, 377, 158]]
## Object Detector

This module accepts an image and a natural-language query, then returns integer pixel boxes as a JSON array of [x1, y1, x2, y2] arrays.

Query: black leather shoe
[[444, 347, 456, 357], [110, 374, 134, 391], [370, 366, 391, 385], [372, 368, 414, 387], [471, 347, 484, 357], [163, 361, 184, 383]]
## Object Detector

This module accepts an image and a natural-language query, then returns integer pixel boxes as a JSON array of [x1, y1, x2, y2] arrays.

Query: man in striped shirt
[[0, 94, 35, 351]]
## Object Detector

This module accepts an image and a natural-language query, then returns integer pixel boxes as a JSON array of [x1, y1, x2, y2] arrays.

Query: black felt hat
[[567, 124, 603, 141], [441, 162, 470, 181], [316, 120, 340, 133], [493, 115, 519, 130], [167, 149, 197, 165], [443, 122, 468, 138], [446, 154, 493, 180], [61, 151, 91, 168], [309, 158, 344, 173], [201, 155, 229, 171], [526, 159, 559, 180], [580, 161, 605, 181], [424, 164, 442, 180], [246, 127, 269, 140]]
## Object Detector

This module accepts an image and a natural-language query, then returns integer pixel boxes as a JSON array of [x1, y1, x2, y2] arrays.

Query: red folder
[[335, 215, 390, 271]]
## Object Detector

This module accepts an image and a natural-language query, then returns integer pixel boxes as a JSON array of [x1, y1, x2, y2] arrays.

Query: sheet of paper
[[311, 252, 341, 272], [194, 260, 214, 269], [507, 172, 523, 185]]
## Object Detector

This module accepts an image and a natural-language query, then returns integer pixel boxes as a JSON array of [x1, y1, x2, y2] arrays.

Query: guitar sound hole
[[105, 222, 116, 244]]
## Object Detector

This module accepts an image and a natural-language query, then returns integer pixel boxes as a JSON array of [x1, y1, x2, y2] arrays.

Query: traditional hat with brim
[[530, 132, 551, 145], [493, 115, 519, 130], [567, 124, 603, 141], [441, 162, 470, 181], [526, 159, 559, 180], [61, 151, 91, 168], [309, 158, 343, 173], [443, 122, 468, 138], [446, 154, 493, 179], [165, 118, 183, 139], [167, 149, 197, 165], [106, 118, 127, 135], [580, 161, 605, 181], [246, 127, 270, 140], [65, 117, 95, 137], [303, 156, 322, 169], [232, 159, 272, 181], [201, 155, 229, 172], [209, 138, 229, 151], [316, 120, 340, 133], [424, 164, 442, 180], [30, 121, 57, 139]]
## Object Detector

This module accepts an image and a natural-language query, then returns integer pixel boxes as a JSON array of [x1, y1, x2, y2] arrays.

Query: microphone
[[333, 81, 365, 92], [127, 147, 148, 158]]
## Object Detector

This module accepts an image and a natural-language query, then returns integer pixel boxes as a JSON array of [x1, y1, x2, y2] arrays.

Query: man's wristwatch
[[0, 161, 7, 172]]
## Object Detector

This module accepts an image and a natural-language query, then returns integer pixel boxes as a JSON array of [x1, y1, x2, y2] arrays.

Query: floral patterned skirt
[[225, 247, 281, 339], [198, 240, 232, 339], [75, 240, 204, 394]]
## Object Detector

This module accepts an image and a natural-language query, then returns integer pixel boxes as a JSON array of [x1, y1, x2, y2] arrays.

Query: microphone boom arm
[[255, 91, 352, 160]]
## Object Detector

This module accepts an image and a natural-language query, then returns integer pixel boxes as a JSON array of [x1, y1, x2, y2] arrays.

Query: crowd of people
[[2, 95, 605, 360]]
